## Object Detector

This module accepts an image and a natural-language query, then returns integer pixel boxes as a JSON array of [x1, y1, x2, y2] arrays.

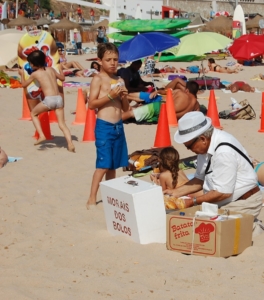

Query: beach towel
[[8, 157, 23, 162], [63, 82, 91, 87], [0, 71, 22, 88]]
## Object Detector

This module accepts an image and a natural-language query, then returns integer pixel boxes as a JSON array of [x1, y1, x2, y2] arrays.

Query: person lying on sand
[[180, 66, 208, 74], [58, 47, 84, 71], [208, 58, 240, 74], [226, 81, 255, 92], [0, 147, 8, 169], [122, 81, 204, 123]]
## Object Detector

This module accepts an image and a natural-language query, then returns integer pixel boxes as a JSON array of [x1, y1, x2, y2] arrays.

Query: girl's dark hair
[[159, 147, 180, 188], [91, 61, 100, 71], [27, 50, 46, 68], [97, 42, 119, 60]]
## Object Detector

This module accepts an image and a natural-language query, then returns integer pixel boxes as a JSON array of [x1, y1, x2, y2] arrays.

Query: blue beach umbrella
[[118, 32, 180, 63]]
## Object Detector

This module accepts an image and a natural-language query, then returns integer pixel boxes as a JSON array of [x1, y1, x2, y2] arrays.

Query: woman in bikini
[[226, 81, 255, 93], [58, 48, 84, 71], [208, 58, 239, 74]]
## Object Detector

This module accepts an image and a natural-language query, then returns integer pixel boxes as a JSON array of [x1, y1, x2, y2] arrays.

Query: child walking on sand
[[86, 43, 130, 209], [150, 147, 189, 190], [18, 50, 75, 152]]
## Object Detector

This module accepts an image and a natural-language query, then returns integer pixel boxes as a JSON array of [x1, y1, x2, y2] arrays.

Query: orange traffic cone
[[49, 110, 58, 123], [19, 90, 31, 120], [153, 103, 171, 147], [207, 90, 223, 129], [82, 107, 96, 142], [258, 92, 264, 133], [33, 112, 53, 140], [72, 88, 87, 125], [166, 88, 178, 127]]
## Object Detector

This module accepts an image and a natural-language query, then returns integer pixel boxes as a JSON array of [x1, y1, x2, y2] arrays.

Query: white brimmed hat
[[73, 28, 78, 33], [174, 111, 212, 144], [43, 24, 49, 28]]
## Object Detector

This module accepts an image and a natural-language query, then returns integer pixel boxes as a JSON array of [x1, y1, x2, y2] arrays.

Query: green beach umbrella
[[169, 32, 232, 57], [168, 32, 232, 89]]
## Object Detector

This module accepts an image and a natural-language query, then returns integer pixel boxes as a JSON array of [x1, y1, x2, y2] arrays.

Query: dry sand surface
[[1, 43, 264, 299]]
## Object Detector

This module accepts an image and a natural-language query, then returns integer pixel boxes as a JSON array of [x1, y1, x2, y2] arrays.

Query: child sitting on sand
[[150, 147, 189, 190], [18, 50, 75, 152], [86, 43, 130, 209]]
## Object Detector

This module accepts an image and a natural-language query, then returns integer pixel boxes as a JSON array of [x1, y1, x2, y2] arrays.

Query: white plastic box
[[100, 176, 166, 244]]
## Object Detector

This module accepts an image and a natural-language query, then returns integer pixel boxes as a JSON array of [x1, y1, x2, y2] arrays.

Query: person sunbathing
[[208, 58, 240, 74], [122, 81, 202, 123], [63, 61, 101, 77], [226, 81, 255, 92], [58, 48, 84, 71]]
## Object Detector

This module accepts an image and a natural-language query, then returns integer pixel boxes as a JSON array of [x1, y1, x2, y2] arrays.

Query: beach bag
[[219, 100, 256, 120], [229, 99, 256, 120], [168, 74, 187, 81]]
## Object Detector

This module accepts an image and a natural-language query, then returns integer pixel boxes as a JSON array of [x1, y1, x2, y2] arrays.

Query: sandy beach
[[1, 43, 264, 299]]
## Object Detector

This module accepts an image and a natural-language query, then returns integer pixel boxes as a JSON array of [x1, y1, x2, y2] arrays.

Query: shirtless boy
[[86, 43, 130, 209], [18, 50, 75, 152]]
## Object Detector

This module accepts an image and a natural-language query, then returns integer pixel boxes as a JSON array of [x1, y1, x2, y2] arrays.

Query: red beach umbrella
[[215, 11, 230, 17], [228, 34, 264, 60]]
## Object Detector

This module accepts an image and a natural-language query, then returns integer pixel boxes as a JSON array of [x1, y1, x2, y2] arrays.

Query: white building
[[111, 0, 163, 20]]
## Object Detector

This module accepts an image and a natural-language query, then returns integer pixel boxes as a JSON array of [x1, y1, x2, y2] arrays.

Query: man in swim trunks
[[226, 81, 255, 92], [122, 81, 202, 123], [208, 58, 239, 74], [117, 60, 155, 93]]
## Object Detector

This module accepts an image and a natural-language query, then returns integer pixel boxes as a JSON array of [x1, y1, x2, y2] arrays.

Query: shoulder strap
[[215, 142, 253, 168]]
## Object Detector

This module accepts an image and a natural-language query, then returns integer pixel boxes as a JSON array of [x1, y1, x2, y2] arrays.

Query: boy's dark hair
[[208, 58, 215, 64], [97, 43, 118, 59], [27, 50, 46, 68], [186, 81, 199, 96]]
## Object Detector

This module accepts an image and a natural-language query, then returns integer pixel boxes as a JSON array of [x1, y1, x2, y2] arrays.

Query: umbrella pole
[[201, 60, 207, 90], [151, 73, 157, 91]]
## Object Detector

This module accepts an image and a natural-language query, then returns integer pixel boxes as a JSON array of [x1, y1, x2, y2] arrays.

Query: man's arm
[[164, 177, 204, 198], [54, 66, 65, 82]]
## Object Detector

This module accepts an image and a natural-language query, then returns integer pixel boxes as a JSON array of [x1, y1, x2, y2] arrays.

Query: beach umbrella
[[0, 29, 25, 44], [202, 16, 232, 34], [229, 34, 264, 60], [118, 32, 180, 63], [0, 40, 18, 68], [172, 32, 232, 57], [49, 18, 82, 31], [215, 11, 230, 17], [90, 19, 109, 30], [7, 15, 37, 27], [36, 17, 52, 26], [171, 32, 232, 89], [246, 15, 264, 30]]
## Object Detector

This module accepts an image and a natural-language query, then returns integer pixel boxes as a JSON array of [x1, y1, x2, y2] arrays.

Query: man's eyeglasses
[[185, 137, 199, 150]]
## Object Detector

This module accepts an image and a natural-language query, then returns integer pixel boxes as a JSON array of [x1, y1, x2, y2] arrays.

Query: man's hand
[[149, 90, 159, 99]]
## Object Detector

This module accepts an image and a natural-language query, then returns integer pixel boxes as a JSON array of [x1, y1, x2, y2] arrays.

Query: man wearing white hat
[[165, 111, 263, 234]]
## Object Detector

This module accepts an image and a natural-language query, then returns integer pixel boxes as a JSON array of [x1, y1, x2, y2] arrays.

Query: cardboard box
[[167, 206, 254, 257], [100, 176, 166, 244]]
